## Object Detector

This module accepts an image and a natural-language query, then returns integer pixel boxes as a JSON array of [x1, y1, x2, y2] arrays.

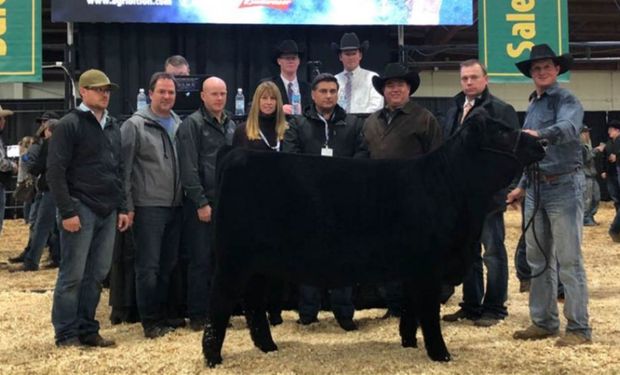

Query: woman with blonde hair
[[232, 80, 289, 326], [233, 81, 288, 151]]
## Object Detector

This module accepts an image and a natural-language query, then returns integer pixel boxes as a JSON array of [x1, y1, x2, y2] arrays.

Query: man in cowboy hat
[[441, 59, 519, 327], [0, 105, 17, 237], [363, 62, 443, 318], [506, 44, 592, 346], [262, 39, 311, 115], [331, 32, 383, 114], [47, 68, 130, 348]]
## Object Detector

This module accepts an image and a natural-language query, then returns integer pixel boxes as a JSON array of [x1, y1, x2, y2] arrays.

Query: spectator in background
[[262, 40, 311, 115], [10, 119, 61, 271], [16, 136, 36, 223], [595, 120, 620, 240], [164, 55, 190, 76], [0, 105, 17, 238], [331, 32, 383, 114], [581, 125, 600, 226]]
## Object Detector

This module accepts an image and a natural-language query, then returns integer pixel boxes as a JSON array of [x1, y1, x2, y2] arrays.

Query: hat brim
[[85, 82, 120, 90], [515, 54, 572, 78], [0, 109, 14, 117], [331, 40, 369, 54], [372, 71, 420, 96], [273, 50, 304, 64]]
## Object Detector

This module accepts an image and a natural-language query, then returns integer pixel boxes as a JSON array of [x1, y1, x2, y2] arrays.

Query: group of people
[[0, 35, 596, 350]]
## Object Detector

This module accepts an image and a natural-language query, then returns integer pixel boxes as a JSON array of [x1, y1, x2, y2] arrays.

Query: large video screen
[[52, 0, 472, 25]]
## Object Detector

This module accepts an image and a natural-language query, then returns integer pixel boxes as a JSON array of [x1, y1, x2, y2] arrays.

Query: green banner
[[479, 0, 569, 83], [0, 0, 41, 83]]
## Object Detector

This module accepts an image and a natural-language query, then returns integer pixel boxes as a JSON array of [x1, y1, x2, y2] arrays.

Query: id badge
[[321, 147, 333, 157]]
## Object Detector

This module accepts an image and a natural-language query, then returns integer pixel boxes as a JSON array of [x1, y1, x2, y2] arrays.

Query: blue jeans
[[298, 285, 354, 320], [524, 171, 591, 338], [184, 200, 214, 320], [607, 173, 620, 234], [133, 206, 182, 327], [583, 177, 600, 222], [24, 191, 57, 269], [460, 210, 508, 318], [0, 184, 5, 235], [51, 200, 117, 343]]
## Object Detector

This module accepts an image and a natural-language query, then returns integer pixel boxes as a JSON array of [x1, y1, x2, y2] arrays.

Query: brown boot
[[555, 332, 592, 347], [513, 324, 558, 340]]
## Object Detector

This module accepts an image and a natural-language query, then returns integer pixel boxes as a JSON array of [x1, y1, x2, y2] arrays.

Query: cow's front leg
[[413, 282, 451, 362], [203, 272, 235, 368], [399, 281, 418, 348], [244, 275, 278, 353]]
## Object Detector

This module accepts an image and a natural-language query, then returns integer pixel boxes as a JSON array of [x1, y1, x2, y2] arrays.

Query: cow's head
[[464, 108, 546, 168]]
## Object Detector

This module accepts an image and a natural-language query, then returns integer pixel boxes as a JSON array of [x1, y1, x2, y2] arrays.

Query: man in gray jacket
[[122, 72, 183, 338]]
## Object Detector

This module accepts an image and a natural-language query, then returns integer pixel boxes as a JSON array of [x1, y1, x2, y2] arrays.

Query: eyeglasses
[[86, 87, 112, 94]]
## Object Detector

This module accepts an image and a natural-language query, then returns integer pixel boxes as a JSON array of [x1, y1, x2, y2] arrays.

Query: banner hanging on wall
[[52, 0, 472, 26], [479, 0, 569, 83], [0, 0, 42, 83]]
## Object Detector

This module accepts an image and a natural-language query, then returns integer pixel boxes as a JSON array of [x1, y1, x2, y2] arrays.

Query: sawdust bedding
[[0, 204, 619, 374]]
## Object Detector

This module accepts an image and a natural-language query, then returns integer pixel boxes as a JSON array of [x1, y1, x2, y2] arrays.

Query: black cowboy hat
[[36, 110, 60, 123], [515, 44, 572, 78], [331, 32, 369, 54], [372, 63, 420, 96], [273, 39, 304, 63], [608, 120, 620, 131]]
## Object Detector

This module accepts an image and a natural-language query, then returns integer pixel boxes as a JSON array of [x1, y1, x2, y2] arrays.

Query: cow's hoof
[[258, 342, 278, 353], [428, 351, 451, 362], [204, 354, 223, 368], [401, 337, 417, 348]]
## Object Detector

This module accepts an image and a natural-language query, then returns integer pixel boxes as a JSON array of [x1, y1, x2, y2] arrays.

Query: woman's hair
[[18, 136, 34, 154], [245, 81, 288, 141]]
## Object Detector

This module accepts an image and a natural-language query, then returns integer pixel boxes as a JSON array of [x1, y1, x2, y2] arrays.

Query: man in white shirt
[[331, 33, 383, 114]]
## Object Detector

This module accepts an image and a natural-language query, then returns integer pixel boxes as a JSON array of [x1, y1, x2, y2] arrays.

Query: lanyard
[[259, 130, 280, 152], [317, 113, 330, 148]]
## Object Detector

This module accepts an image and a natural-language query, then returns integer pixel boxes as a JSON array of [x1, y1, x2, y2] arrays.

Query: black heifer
[[202, 111, 545, 367]]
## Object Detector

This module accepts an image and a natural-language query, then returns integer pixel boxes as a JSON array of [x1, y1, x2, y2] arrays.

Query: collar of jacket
[[304, 104, 347, 125], [453, 87, 489, 108], [528, 82, 560, 101], [380, 98, 417, 119], [72, 108, 114, 129], [199, 104, 230, 129]]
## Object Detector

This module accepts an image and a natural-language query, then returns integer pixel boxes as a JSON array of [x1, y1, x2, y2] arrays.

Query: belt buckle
[[542, 174, 559, 183]]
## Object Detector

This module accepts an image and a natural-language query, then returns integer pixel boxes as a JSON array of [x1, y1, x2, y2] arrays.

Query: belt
[[540, 168, 580, 183]]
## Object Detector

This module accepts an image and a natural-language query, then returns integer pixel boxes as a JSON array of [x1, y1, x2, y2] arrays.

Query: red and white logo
[[239, 0, 293, 11]]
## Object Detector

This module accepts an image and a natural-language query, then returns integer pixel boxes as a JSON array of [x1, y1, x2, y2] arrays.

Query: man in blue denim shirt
[[506, 44, 591, 346]]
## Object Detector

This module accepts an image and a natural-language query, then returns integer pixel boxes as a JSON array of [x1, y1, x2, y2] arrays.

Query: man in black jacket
[[176, 76, 237, 331], [441, 59, 519, 327], [48, 69, 130, 348], [282, 73, 367, 331]]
